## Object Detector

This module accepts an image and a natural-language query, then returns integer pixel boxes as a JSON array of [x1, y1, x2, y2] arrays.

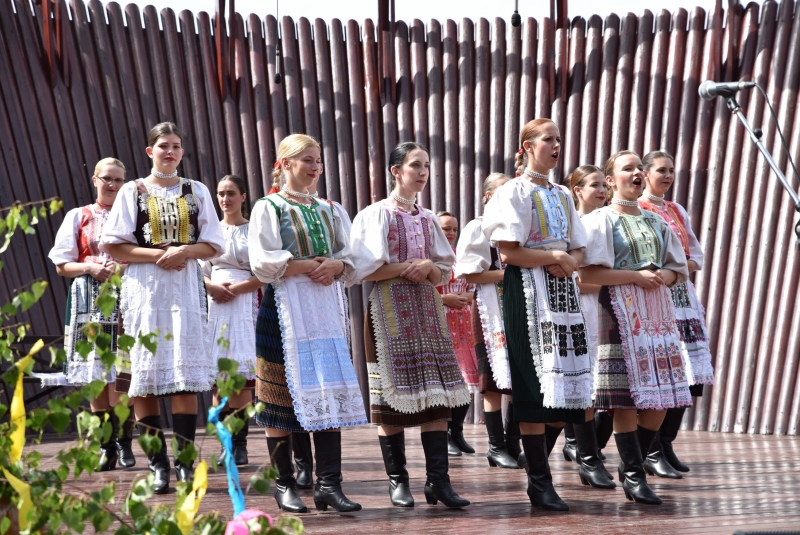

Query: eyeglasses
[[95, 176, 125, 185]]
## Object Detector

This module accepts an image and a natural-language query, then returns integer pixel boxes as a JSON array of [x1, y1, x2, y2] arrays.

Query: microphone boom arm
[[726, 96, 800, 246]]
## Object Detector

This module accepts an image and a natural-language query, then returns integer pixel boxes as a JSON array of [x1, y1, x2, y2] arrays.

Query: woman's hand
[[156, 245, 190, 270], [400, 258, 434, 283], [633, 270, 664, 289], [550, 250, 579, 277], [442, 293, 470, 309], [308, 257, 344, 286], [688, 260, 698, 273], [206, 281, 236, 303], [87, 260, 116, 282]]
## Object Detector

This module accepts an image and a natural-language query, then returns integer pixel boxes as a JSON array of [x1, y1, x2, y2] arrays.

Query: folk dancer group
[[48, 118, 714, 511]]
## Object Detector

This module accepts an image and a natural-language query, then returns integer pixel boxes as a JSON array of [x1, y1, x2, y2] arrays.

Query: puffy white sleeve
[[455, 218, 490, 278], [331, 201, 353, 240], [248, 199, 293, 284], [193, 181, 225, 257], [100, 182, 139, 249], [329, 204, 356, 283], [48, 208, 82, 265], [676, 203, 704, 270], [662, 222, 690, 286], [198, 259, 212, 278], [580, 209, 616, 269], [561, 185, 587, 251], [482, 180, 531, 246], [427, 209, 455, 286], [348, 203, 390, 285]]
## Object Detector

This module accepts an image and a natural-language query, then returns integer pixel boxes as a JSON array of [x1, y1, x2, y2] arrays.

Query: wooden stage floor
[[31, 425, 800, 534]]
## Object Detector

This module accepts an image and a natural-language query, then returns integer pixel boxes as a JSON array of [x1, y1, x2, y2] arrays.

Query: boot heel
[[314, 500, 328, 511], [624, 489, 633, 501], [644, 465, 654, 476], [579, 474, 589, 486], [487, 457, 497, 467], [563, 451, 571, 461], [425, 495, 438, 505]]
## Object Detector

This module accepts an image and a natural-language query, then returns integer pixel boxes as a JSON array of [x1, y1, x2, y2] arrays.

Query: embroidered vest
[[133, 179, 199, 247]]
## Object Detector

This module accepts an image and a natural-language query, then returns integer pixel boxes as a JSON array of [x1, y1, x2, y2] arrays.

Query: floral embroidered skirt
[[64, 274, 117, 385]]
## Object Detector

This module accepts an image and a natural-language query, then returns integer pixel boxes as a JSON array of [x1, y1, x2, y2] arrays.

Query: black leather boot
[[115, 410, 137, 468], [614, 431, 662, 505], [594, 410, 614, 461], [485, 411, 519, 469], [95, 411, 118, 472], [660, 408, 690, 472], [562, 423, 578, 463], [644, 430, 682, 479], [138, 415, 169, 495], [573, 420, 615, 488], [420, 431, 470, 508], [448, 403, 475, 454], [517, 424, 562, 471], [520, 434, 568, 511], [172, 413, 197, 485], [379, 432, 414, 507], [312, 431, 361, 512], [267, 436, 308, 513], [504, 403, 521, 461], [292, 432, 313, 489]]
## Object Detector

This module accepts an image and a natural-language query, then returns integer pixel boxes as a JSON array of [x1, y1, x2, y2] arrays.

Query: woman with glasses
[[49, 157, 137, 472]]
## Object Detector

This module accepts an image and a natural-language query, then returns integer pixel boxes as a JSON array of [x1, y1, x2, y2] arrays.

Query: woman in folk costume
[[482, 118, 594, 511], [201, 174, 263, 467], [289, 164, 355, 490], [101, 122, 225, 494], [580, 150, 692, 505], [249, 134, 366, 514], [350, 142, 472, 509], [48, 157, 137, 472], [454, 173, 524, 470], [553, 165, 617, 489], [639, 150, 714, 477], [436, 211, 479, 457]]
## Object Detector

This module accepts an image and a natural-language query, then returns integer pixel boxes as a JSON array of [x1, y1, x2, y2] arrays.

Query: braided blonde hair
[[272, 134, 321, 190]]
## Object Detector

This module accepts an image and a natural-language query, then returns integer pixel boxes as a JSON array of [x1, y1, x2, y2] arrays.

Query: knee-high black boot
[[573, 420, 615, 488], [642, 425, 681, 479], [267, 436, 308, 513], [115, 410, 137, 468], [503, 403, 521, 461], [485, 411, 519, 469], [594, 410, 614, 461], [292, 431, 313, 489], [312, 431, 361, 512], [231, 417, 249, 467], [614, 431, 661, 505], [379, 432, 414, 507], [420, 431, 470, 508], [562, 423, 578, 463], [137, 415, 169, 495], [517, 424, 562, 471], [448, 404, 474, 454], [171, 414, 197, 484], [95, 411, 118, 472], [520, 434, 569, 511], [660, 407, 689, 472]]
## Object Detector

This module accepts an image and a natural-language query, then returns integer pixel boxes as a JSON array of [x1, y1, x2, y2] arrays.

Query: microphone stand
[[726, 95, 800, 246]]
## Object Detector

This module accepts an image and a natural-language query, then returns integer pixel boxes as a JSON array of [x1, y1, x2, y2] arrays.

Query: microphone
[[698, 79, 756, 100], [511, 0, 521, 27]]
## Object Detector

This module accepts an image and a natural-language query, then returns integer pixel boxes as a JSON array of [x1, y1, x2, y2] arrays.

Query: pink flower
[[225, 510, 274, 535]]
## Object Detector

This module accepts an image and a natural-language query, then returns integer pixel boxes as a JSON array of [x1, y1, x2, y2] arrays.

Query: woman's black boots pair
[[378, 432, 414, 507], [311, 431, 362, 512], [172, 413, 197, 484], [642, 424, 683, 479], [137, 415, 170, 494], [267, 436, 308, 513], [573, 421, 616, 489], [485, 410, 519, 468], [115, 411, 137, 468], [447, 404, 474, 456], [520, 433, 569, 511], [614, 430, 662, 505], [292, 431, 314, 489], [659, 407, 690, 472], [95, 411, 119, 471], [594, 410, 614, 461], [420, 431, 470, 508], [516, 424, 561, 471]]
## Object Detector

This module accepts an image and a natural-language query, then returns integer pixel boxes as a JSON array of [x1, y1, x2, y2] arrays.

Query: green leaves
[[96, 294, 117, 321]]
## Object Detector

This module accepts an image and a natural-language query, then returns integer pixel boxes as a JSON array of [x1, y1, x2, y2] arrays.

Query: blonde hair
[[514, 118, 556, 176], [272, 134, 321, 189], [603, 150, 640, 178], [482, 172, 509, 205], [94, 157, 126, 176]]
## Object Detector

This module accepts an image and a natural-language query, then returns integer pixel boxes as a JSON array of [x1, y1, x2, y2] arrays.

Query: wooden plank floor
[[30, 425, 800, 534]]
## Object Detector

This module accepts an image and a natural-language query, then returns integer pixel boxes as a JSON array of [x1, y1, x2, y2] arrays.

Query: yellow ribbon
[[9, 339, 43, 464], [176, 460, 208, 534], [1, 468, 32, 530]]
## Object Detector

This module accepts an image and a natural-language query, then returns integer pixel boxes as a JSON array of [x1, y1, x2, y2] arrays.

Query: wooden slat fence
[[1, 0, 799, 435]]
